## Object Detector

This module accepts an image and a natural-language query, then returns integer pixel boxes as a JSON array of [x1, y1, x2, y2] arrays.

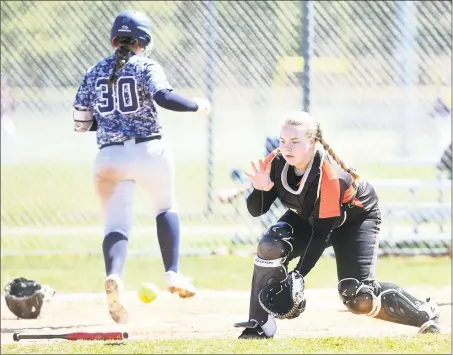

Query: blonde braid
[[316, 122, 361, 182]]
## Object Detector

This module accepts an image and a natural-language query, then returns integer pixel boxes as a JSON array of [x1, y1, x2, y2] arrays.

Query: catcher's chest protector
[[272, 153, 321, 221]]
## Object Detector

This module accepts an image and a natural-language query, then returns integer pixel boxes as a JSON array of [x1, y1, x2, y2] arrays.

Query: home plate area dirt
[[1, 287, 451, 344]]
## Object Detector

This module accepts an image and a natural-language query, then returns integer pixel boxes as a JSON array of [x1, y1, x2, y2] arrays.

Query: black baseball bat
[[13, 331, 128, 341]]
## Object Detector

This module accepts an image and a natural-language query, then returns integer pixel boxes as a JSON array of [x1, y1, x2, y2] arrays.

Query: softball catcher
[[235, 111, 441, 339], [73, 9, 211, 324]]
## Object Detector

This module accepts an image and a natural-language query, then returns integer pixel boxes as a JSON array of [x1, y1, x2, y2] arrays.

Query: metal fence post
[[205, 0, 216, 216], [395, 0, 418, 155], [301, 0, 313, 112]]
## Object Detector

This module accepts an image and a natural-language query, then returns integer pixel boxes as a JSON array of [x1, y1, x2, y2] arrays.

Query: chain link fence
[[1, 1, 451, 256]]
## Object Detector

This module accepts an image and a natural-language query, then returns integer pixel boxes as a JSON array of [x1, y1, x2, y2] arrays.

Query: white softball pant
[[93, 137, 177, 237]]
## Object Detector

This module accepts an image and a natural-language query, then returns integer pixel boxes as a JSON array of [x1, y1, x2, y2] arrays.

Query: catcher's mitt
[[4, 277, 55, 319], [258, 270, 306, 320]]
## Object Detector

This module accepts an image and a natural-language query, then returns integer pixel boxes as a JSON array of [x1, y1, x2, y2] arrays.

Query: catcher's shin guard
[[240, 222, 294, 336], [246, 255, 283, 333], [338, 278, 441, 333]]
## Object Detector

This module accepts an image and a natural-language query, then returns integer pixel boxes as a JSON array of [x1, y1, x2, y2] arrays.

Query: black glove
[[4, 277, 55, 319], [258, 270, 306, 320]]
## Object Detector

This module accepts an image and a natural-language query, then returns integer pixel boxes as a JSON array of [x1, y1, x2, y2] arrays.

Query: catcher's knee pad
[[338, 278, 441, 329], [338, 278, 378, 316], [257, 221, 294, 262], [253, 221, 293, 287]]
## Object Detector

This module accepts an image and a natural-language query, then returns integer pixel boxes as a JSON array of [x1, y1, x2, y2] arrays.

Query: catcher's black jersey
[[246, 148, 380, 277], [247, 148, 379, 227]]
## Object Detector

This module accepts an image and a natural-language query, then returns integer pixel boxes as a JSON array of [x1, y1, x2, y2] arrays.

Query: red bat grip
[[66, 332, 128, 341]]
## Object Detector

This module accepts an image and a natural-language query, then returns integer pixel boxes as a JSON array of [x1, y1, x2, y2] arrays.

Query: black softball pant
[[280, 207, 381, 282]]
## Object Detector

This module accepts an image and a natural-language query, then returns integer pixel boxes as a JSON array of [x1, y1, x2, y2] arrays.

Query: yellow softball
[[137, 282, 159, 303]]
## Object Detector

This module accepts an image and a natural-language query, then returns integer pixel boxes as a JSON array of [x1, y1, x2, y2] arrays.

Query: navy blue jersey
[[73, 52, 172, 146]]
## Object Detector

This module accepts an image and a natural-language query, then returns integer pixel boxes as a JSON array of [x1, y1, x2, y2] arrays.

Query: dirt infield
[[1, 286, 451, 344]]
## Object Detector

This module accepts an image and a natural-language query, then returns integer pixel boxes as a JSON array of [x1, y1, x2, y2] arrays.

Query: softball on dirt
[[137, 282, 159, 303]]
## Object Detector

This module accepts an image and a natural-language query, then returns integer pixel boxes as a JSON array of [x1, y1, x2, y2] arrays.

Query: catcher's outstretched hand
[[244, 159, 274, 191]]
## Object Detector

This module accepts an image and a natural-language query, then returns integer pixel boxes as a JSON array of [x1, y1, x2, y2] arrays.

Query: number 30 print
[[95, 77, 139, 114]]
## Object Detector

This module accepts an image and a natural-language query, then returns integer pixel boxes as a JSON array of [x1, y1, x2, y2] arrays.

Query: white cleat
[[164, 271, 197, 298], [104, 274, 129, 324]]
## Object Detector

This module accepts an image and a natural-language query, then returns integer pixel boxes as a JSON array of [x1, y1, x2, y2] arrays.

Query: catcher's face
[[279, 124, 315, 169]]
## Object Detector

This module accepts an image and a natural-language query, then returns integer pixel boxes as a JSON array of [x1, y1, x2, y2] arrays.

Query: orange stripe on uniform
[[319, 160, 341, 218], [351, 198, 363, 208], [342, 185, 364, 209], [342, 185, 356, 204]]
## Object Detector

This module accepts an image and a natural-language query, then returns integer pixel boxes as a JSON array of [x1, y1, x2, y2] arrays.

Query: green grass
[[1, 254, 450, 293], [1, 162, 450, 227], [1, 334, 451, 354], [0, 231, 245, 255]]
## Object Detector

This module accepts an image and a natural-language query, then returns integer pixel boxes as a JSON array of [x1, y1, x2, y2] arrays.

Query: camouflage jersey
[[73, 51, 172, 147]]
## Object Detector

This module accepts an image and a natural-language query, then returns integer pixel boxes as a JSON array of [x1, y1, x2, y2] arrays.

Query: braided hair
[[315, 121, 360, 182], [108, 36, 137, 88], [284, 111, 361, 182]]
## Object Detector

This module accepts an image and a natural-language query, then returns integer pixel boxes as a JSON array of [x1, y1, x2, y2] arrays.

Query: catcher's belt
[[258, 270, 306, 320], [4, 277, 55, 319]]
